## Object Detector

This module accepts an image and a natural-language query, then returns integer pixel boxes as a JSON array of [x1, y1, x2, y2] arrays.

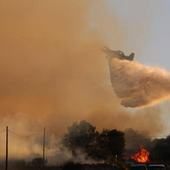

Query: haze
[[0, 0, 170, 158]]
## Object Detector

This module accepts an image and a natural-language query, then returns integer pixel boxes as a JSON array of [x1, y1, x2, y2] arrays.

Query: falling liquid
[[108, 58, 170, 108]]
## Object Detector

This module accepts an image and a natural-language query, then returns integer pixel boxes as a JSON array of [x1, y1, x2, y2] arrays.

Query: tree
[[101, 129, 125, 157], [87, 129, 125, 163], [62, 121, 125, 163], [150, 135, 170, 161], [62, 121, 98, 153]]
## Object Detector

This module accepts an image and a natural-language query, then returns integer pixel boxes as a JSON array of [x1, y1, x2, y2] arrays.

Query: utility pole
[[6, 126, 8, 170], [43, 127, 46, 165]]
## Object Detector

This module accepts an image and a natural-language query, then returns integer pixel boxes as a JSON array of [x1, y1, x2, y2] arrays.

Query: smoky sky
[[0, 0, 126, 131], [0, 0, 169, 159]]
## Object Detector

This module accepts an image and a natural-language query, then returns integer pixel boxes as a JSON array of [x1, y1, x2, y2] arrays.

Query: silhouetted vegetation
[[87, 129, 125, 162], [62, 121, 98, 152], [124, 128, 170, 163], [2, 122, 170, 170], [150, 135, 170, 162], [31, 157, 46, 167], [62, 120, 125, 163], [62, 122, 170, 164]]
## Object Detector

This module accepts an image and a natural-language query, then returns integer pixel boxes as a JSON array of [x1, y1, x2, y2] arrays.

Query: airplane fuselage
[[102, 46, 134, 61]]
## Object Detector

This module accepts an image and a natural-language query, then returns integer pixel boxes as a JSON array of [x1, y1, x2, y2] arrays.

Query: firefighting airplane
[[102, 46, 135, 61]]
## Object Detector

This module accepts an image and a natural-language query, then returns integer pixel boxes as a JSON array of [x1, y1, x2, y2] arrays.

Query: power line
[[46, 130, 60, 139], [8, 130, 43, 138], [46, 130, 54, 137], [126, 135, 170, 138], [0, 130, 5, 134]]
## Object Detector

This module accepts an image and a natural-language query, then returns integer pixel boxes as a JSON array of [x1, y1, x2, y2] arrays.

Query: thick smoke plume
[[108, 58, 170, 108], [0, 0, 169, 164]]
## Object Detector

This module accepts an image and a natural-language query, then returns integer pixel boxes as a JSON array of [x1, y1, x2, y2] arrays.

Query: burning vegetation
[[0, 120, 170, 169], [62, 121, 125, 163], [61, 121, 170, 166], [60, 121, 170, 167], [130, 145, 150, 163]]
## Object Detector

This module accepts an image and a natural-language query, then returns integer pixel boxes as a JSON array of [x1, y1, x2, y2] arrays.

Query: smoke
[[0, 0, 169, 164], [0, 0, 126, 161], [108, 58, 170, 108]]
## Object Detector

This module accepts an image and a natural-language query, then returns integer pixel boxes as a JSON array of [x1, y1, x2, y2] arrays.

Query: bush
[[31, 157, 47, 166]]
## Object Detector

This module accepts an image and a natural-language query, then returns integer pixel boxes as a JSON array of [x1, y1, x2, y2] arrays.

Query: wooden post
[[43, 127, 46, 165], [6, 126, 8, 170]]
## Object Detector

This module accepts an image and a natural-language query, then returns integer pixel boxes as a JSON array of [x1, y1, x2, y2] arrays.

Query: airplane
[[101, 46, 135, 61]]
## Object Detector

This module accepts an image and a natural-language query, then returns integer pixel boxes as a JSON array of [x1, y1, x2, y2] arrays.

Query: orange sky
[[0, 0, 168, 142]]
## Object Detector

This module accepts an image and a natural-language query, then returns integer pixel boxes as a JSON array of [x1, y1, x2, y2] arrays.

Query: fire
[[130, 145, 150, 163]]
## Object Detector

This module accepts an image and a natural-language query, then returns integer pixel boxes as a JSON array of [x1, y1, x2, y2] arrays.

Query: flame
[[130, 145, 150, 163]]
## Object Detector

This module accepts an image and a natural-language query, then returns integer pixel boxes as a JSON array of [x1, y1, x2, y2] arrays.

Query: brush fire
[[130, 145, 150, 163]]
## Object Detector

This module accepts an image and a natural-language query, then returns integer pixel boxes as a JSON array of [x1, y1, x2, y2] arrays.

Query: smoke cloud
[[0, 0, 169, 164], [108, 58, 170, 108], [0, 0, 127, 160]]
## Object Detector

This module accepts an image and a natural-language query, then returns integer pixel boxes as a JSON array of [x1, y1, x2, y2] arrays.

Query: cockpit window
[[118, 51, 123, 55]]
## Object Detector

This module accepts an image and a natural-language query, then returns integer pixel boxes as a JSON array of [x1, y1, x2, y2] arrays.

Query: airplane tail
[[129, 53, 135, 61]]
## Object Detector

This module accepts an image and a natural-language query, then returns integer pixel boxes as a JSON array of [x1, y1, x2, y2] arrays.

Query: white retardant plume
[[108, 58, 170, 108]]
